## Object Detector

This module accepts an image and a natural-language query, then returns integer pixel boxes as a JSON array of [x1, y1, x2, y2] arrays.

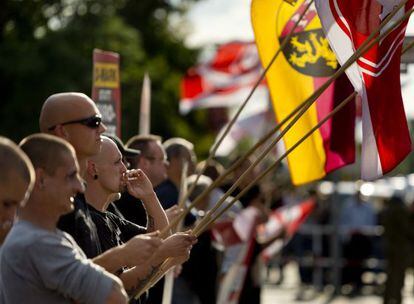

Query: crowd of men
[[0, 92, 269, 304]]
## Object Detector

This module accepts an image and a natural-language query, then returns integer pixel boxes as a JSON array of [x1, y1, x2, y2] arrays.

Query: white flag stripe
[[361, 86, 383, 180], [359, 38, 404, 77], [316, 0, 362, 91], [358, 28, 406, 69]]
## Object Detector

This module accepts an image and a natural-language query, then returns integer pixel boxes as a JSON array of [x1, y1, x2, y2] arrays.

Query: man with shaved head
[[0, 136, 34, 244], [39, 92, 107, 258], [0, 134, 128, 303], [84, 137, 196, 298], [40, 92, 106, 175], [39, 92, 162, 278]]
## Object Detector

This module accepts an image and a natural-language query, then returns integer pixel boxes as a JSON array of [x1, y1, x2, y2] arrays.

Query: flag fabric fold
[[251, 0, 356, 185], [315, 0, 413, 179], [258, 198, 316, 262], [179, 41, 267, 114]]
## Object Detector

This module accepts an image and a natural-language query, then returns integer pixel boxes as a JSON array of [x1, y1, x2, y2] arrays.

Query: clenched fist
[[121, 231, 162, 267]]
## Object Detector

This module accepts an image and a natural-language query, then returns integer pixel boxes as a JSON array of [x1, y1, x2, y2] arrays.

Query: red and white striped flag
[[180, 41, 267, 114], [315, 0, 413, 180], [257, 198, 316, 262]]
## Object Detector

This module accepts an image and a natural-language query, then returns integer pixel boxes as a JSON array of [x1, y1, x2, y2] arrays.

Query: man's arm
[[125, 169, 169, 232], [120, 232, 197, 297], [105, 278, 128, 304], [141, 192, 169, 232], [120, 261, 160, 296], [93, 233, 162, 271]]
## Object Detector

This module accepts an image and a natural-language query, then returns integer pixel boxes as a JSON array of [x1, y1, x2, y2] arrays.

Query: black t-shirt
[[87, 203, 147, 253], [181, 231, 219, 304], [154, 179, 178, 210], [57, 193, 102, 258], [155, 179, 196, 227], [113, 192, 148, 227]]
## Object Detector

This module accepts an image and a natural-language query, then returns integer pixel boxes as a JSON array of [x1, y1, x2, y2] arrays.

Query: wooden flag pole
[[181, 0, 316, 206], [134, 3, 414, 298], [193, 92, 357, 236], [139, 73, 151, 135], [134, 90, 357, 300], [403, 39, 414, 53], [161, 161, 188, 304], [161, 0, 411, 238], [192, 3, 414, 236], [162, 97, 313, 236]]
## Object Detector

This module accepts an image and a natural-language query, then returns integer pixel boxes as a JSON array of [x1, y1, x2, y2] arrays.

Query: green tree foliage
[[0, 0, 211, 155]]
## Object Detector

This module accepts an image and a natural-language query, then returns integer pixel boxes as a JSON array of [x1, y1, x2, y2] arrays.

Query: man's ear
[[54, 125, 69, 139], [86, 160, 98, 179], [34, 168, 47, 190]]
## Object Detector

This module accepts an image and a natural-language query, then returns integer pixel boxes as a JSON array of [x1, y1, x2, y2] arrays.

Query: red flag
[[258, 198, 316, 262], [315, 0, 413, 180], [179, 41, 267, 114]]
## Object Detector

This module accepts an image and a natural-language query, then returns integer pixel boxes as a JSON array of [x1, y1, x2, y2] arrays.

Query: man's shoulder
[[2, 222, 69, 262], [155, 179, 177, 194], [3, 221, 45, 249], [155, 179, 178, 208]]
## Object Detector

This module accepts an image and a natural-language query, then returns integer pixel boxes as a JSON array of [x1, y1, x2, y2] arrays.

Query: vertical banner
[[92, 49, 121, 137], [251, 0, 356, 185]]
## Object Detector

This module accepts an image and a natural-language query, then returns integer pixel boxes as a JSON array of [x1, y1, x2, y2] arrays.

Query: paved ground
[[262, 263, 414, 304]]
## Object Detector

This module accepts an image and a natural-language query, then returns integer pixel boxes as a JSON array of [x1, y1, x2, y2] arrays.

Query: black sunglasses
[[48, 115, 102, 131]]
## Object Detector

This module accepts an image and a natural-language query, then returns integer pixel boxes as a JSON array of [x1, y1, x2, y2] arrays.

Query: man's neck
[[77, 154, 88, 178], [84, 184, 110, 212], [19, 198, 58, 231]]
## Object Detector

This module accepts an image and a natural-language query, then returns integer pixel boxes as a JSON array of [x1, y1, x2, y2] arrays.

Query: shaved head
[[39, 92, 106, 165], [0, 136, 34, 186], [90, 137, 118, 165], [19, 134, 76, 175], [0, 137, 35, 242], [39, 92, 99, 133]]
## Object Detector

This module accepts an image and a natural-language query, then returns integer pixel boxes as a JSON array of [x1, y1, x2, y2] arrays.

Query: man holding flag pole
[[145, 1, 414, 301]]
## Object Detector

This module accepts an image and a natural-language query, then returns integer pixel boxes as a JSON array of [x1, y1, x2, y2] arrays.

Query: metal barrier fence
[[266, 223, 386, 293]]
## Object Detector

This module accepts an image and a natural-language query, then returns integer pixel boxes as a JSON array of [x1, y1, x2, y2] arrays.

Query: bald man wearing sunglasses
[[40, 92, 106, 176], [39, 93, 164, 285]]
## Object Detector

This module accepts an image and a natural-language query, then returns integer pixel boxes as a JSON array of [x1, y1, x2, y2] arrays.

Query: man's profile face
[[46, 152, 84, 215], [96, 143, 127, 194], [140, 141, 167, 188], [62, 103, 106, 158], [0, 172, 30, 242]]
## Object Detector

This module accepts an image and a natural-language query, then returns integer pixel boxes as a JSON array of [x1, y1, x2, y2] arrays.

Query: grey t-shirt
[[0, 220, 116, 304]]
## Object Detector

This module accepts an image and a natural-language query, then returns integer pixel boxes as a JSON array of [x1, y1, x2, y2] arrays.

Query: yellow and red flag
[[251, 0, 355, 185]]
